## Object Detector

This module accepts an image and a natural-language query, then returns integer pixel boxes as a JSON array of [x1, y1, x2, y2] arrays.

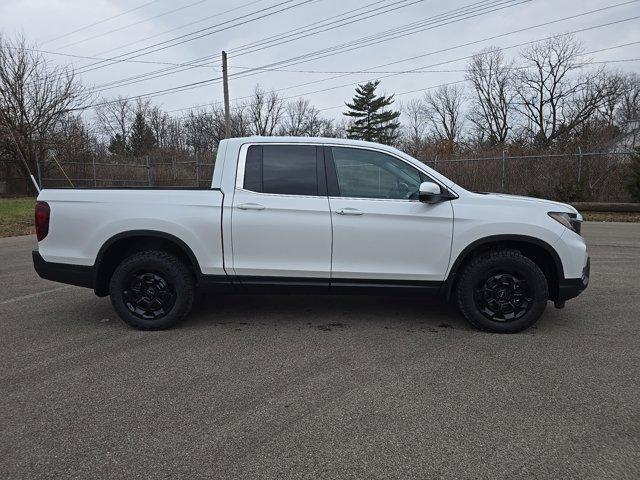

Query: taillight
[[35, 201, 50, 241]]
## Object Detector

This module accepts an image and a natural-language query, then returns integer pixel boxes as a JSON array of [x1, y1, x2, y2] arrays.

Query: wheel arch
[[444, 235, 564, 302], [93, 230, 202, 296]]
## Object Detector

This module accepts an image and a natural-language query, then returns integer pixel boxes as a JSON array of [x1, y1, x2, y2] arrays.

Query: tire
[[109, 250, 195, 330], [455, 249, 548, 333]]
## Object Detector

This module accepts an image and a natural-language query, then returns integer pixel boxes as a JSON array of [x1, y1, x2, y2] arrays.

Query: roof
[[222, 136, 403, 153]]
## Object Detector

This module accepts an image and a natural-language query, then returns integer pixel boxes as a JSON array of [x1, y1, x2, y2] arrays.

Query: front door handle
[[335, 208, 364, 215], [237, 203, 265, 211]]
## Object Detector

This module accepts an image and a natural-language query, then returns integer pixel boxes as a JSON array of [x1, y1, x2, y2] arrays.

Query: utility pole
[[222, 50, 231, 139]]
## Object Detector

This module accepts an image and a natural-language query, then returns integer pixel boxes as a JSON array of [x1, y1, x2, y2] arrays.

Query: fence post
[[434, 155, 438, 170], [501, 149, 506, 191], [92, 156, 97, 187], [171, 156, 177, 181], [195, 152, 199, 186], [146, 156, 153, 186], [577, 147, 583, 184]]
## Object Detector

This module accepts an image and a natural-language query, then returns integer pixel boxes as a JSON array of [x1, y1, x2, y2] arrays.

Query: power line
[[227, 0, 394, 54], [86, 0, 521, 95], [42, 0, 164, 45], [221, 0, 530, 82], [227, 0, 427, 57], [55, 0, 212, 51], [75, 0, 320, 74], [20, 47, 215, 68], [224, 0, 634, 84], [222, 1, 640, 101], [72, 7, 640, 112], [274, 17, 640, 105], [86, 0, 265, 62], [83, 0, 411, 93], [316, 58, 640, 111], [167, 16, 640, 114]]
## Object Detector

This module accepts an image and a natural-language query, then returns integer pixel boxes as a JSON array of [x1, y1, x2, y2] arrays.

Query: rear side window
[[243, 145, 319, 196]]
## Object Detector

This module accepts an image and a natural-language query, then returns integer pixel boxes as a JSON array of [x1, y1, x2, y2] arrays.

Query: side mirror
[[419, 181, 443, 203]]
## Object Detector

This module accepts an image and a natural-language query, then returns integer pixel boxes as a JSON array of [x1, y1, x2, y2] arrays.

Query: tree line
[[1, 32, 639, 193]]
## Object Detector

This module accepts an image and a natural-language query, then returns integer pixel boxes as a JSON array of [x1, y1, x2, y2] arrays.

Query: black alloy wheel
[[123, 271, 176, 320], [474, 270, 533, 322]]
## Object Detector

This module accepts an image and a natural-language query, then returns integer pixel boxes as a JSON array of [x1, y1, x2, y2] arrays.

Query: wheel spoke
[[474, 271, 532, 322], [123, 271, 175, 321]]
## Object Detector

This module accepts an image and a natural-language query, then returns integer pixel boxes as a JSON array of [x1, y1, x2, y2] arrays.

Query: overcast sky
[[1, 0, 639, 120]]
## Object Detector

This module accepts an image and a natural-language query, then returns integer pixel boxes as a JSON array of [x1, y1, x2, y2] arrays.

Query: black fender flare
[[93, 230, 203, 295], [442, 234, 564, 300]]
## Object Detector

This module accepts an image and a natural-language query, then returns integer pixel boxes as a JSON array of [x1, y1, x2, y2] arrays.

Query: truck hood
[[465, 190, 578, 213]]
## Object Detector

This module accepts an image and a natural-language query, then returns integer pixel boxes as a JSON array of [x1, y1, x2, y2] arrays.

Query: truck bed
[[36, 188, 225, 275]]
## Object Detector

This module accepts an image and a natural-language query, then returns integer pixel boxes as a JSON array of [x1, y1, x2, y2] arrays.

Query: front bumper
[[557, 256, 590, 302], [32, 250, 94, 289]]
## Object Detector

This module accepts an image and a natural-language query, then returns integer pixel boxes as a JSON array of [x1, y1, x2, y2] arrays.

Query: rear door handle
[[237, 203, 265, 211], [335, 208, 364, 215]]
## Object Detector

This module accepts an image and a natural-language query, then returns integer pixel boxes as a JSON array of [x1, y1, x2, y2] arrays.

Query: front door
[[231, 144, 332, 280], [325, 146, 454, 282]]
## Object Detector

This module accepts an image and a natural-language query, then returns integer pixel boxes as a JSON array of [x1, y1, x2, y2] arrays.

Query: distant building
[[610, 118, 640, 152]]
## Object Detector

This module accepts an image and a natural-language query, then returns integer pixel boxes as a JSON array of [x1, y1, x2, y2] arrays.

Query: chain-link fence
[[428, 151, 633, 202], [0, 150, 634, 202]]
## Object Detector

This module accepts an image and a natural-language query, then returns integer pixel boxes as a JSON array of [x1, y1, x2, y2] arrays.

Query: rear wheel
[[109, 250, 195, 330], [455, 249, 548, 333]]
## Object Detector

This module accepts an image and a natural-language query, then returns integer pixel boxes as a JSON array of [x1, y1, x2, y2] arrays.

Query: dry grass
[[0, 197, 35, 237], [582, 211, 640, 223]]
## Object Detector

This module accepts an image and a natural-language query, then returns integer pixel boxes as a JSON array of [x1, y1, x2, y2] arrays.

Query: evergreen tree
[[128, 112, 156, 157], [344, 80, 400, 144], [627, 147, 640, 202], [107, 133, 129, 156]]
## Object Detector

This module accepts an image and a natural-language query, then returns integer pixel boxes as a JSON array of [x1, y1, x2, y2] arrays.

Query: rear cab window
[[243, 145, 325, 196]]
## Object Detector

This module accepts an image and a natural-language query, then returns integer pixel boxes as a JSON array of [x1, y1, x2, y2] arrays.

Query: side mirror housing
[[419, 181, 445, 203]]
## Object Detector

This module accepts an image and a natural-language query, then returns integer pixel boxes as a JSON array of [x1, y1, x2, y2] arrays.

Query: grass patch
[[0, 197, 35, 237], [582, 211, 640, 223]]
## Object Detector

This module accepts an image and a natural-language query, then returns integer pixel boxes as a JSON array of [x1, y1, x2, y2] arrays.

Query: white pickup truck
[[33, 136, 589, 333]]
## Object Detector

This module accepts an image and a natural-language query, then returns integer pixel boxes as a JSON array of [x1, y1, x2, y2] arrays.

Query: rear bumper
[[557, 256, 590, 302], [32, 250, 94, 289]]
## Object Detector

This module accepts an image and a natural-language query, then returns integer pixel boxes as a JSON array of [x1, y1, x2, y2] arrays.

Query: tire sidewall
[[109, 252, 193, 330], [458, 252, 548, 333]]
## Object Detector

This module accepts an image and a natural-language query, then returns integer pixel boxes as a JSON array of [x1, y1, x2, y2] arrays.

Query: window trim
[[235, 142, 455, 201], [236, 143, 326, 198]]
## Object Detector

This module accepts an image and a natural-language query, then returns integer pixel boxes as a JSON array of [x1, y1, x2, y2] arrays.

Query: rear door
[[325, 146, 454, 282], [231, 144, 332, 281]]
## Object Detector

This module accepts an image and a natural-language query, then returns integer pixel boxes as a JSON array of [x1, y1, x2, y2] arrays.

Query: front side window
[[243, 145, 318, 195], [331, 147, 425, 200]]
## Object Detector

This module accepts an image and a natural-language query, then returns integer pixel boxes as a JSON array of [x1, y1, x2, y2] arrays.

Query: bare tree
[[183, 108, 219, 154], [401, 98, 428, 156], [94, 96, 132, 151], [616, 72, 640, 127], [466, 47, 515, 145], [0, 34, 87, 185], [279, 98, 322, 136], [245, 86, 284, 136], [515, 34, 615, 145], [423, 84, 465, 143]]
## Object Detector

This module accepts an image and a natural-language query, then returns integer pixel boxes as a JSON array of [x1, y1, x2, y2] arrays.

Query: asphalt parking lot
[[1, 222, 639, 479]]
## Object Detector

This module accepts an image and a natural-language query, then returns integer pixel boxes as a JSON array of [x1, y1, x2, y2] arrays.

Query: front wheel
[[455, 249, 548, 333], [109, 250, 195, 330]]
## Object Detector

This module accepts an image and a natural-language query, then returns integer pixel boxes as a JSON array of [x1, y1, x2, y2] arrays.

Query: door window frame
[[235, 143, 327, 198], [234, 142, 453, 201], [323, 145, 451, 202]]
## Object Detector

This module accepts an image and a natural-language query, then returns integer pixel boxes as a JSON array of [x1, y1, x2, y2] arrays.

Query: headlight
[[548, 212, 582, 235]]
